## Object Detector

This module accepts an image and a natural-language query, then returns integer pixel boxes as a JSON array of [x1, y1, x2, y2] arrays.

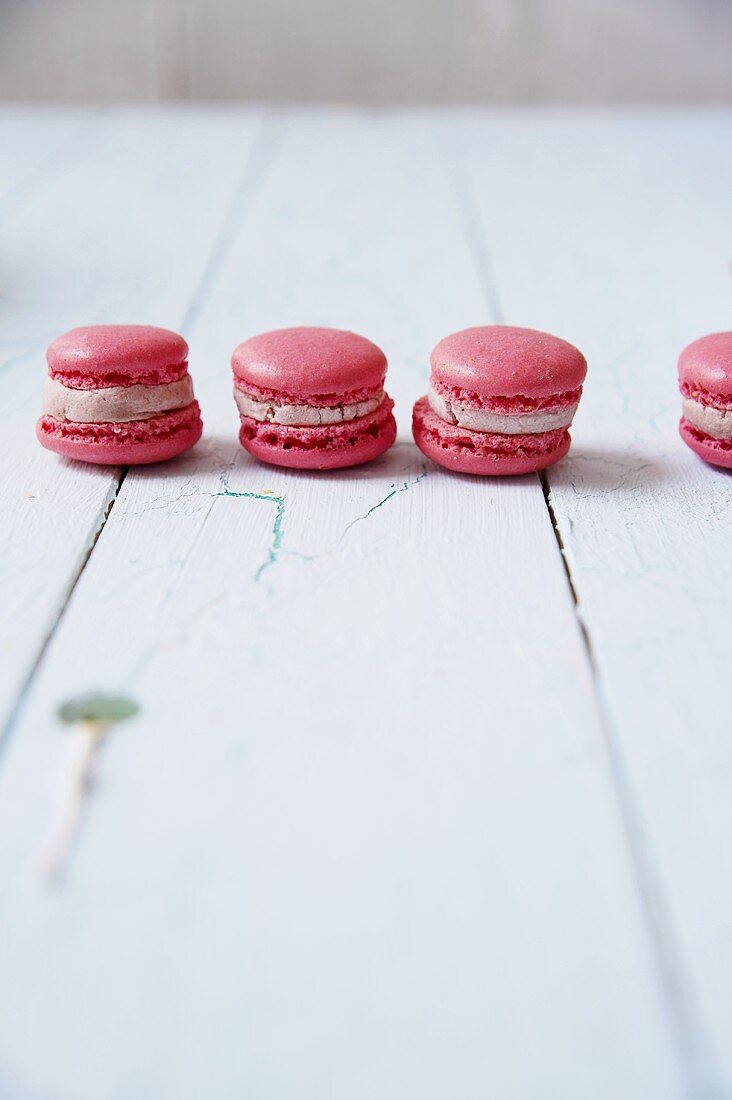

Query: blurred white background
[[1, 0, 731, 102]]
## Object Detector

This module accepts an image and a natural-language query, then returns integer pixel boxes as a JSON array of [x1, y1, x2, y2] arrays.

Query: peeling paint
[[341, 471, 427, 540], [215, 472, 315, 588], [215, 466, 427, 585]]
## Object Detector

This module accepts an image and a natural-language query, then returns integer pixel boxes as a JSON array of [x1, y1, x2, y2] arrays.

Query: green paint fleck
[[58, 694, 139, 726]]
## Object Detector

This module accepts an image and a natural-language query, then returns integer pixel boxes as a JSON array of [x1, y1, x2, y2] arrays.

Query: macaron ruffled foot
[[412, 325, 587, 475]]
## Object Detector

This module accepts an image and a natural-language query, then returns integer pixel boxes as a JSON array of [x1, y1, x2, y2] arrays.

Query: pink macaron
[[232, 326, 397, 470], [37, 325, 203, 465], [678, 332, 732, 469], [412, 325, 587, 475]]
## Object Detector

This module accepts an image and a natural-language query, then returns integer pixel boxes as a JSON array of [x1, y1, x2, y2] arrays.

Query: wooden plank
[[455, 108, 732, 1095], [0, 109, 90, 204], [0, 111, 680, 1099], [0, 107, 265, 729]]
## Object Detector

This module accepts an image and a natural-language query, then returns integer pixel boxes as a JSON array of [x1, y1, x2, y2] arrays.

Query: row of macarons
[[37, 323, 732, 474]]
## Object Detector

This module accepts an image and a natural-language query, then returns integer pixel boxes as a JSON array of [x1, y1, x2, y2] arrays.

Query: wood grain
[[457, 108, 732, 1095], [0, 111, 686, 1099], [0, 108, 265, 731]]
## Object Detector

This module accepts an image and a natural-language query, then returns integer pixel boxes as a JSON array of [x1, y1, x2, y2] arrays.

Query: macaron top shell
[[47, 325, 189, 389], [232, 327, 387, 403], [678, 332, 732, 401], [430, 325, 587, 401]]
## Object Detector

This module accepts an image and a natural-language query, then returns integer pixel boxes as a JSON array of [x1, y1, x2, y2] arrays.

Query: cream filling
[[234, 387, 384, 426], [428, 385, 577, 435], [43, 376, 194, 423], [682, 396, 732, 440]]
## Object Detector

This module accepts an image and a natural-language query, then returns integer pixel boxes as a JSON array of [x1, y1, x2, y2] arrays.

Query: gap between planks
[[538, 470, 718, 1100], [444, 124, 719, 1100], [0, 109, 283, 760]]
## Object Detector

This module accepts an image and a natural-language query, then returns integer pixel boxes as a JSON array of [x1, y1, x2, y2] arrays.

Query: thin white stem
[[39, 720, 104, 884]]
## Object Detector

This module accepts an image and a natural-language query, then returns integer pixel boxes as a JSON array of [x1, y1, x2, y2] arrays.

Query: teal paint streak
[[215, 467, 426, 584], [359, 485, 398, 516], [215, 473, 287, 586], [341, 471, 427, 539]]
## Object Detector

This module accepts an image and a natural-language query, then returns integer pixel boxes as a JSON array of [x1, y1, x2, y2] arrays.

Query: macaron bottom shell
[[679, 417, 732, 470], [238, 396, 396, 470], [36, 402, 203, 466], [412, 395, 570, 476]]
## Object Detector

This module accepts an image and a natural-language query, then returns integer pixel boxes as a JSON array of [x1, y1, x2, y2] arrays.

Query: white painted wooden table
[[0, 107, 731, 1100]]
